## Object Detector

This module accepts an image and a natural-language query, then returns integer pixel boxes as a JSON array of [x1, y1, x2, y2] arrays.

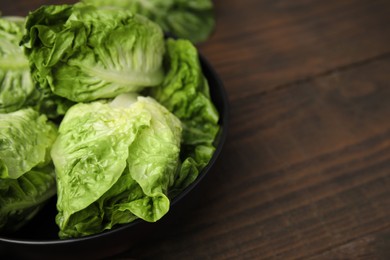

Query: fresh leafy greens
[[0, 108, 57, 179], [0, 16, 73, 119], [0, 108, 57, 233], [0, 17, 36, 113], [22, 3, 165, 102], [0, 2, 220, 238], [81, 0, 215, 43], [51, 94, 182, 238], [150, 39, 219, 193]]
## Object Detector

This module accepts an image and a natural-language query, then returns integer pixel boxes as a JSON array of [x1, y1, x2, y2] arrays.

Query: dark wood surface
[[2, 0, 390, 259]]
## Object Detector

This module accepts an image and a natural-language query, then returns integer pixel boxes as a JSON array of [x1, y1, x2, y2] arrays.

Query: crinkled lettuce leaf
[[51, 94, 182, 238], [81, 0, 215, 43], [0, 17, 37, 113], [0, 108, 57, 233], [0, 108, 57, 179], [0, 16, 73, 118], [22, 3, 165, 102], [150, 39, 219, 193], [0, 166, 57, 233]]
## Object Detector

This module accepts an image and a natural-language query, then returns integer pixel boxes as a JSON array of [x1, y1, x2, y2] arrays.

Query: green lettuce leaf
[[0, 108, 57, 233], [51, 94, 182, 238], [0, 108, 57, 179], [81, 0, 215, 43], [22, 4, 165, 102], [0, 166, 56, 233], [150, 39, 219, 193], [0, 17, 37, 113], [0, 16, 73, 118]]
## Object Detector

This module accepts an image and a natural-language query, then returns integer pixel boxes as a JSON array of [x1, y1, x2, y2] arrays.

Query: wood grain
[[200, 0, 390, 101], [1, 0, 390, 259], [127, 55, 390, 260]]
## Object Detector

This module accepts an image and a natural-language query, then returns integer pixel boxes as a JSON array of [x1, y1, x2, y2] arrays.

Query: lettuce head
[[150, 39, 220, 193], [0, 108, 57, 233], [51, 93, 182, 238], [22, 3, 165, 102], [0, 17, 37, 113]]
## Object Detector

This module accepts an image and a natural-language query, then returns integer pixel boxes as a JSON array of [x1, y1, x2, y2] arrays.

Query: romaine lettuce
[[0, 167, 57, 233], [0, 108, 57, 179], [0, 16, 73, 119], [0, 2, 220, 238], [0, 108, 57, 233], [0, 17, 36, 113], [150, 39, 219, 193], [51, 94, 182, 238], [22, 4, 165, 102]]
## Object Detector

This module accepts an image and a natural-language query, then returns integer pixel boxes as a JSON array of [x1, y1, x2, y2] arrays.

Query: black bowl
[[0, 53, 229, 260]]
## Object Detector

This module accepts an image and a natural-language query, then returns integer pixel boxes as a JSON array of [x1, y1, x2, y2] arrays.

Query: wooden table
[[2, 0, 390, 259]]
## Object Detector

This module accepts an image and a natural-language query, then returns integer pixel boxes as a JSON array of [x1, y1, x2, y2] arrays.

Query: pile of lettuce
[[0, 17, 58, 234], [0, 2, 219, 238]]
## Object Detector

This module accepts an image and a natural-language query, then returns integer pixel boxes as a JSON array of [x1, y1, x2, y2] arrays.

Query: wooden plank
[[128, 56, 390, 259], [308, 230, 390, 260], [199, 0, 390, 101]]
